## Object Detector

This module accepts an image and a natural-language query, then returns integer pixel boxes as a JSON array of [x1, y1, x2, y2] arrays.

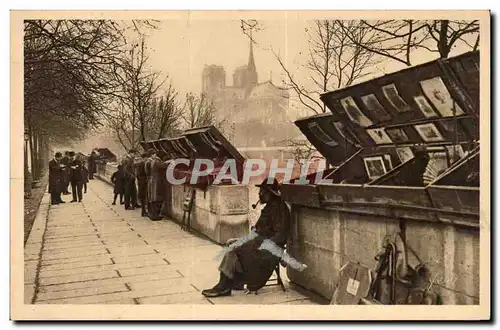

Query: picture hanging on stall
[[201, 132, 221, 153], [396, 147, 415, 164], [332, 121, 360, 145], [385, 127, 410, 143], [414, 123, 445, 142], [366, 128, 393, 145], [171, 139, 189, 157], [414, 95, 439, 118], [423, 148, 449, 185], [383, 154, 393, 170], [446, 144, 465, 164], [361, 94, 391, 121], [340, 96, 373, 127], [308, 122, 338, 146], [419, 76, 465, 117], [363, 156, 387, 180], [381, 83, 411, 112]]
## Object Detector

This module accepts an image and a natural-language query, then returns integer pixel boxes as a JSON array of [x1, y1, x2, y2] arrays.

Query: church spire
[[246, 32, 258, 87]]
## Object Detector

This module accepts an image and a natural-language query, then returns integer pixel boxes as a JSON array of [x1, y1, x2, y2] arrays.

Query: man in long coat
[[136, 152, 149, 217], [122, 149, 139, 210], [69, 153, 85, 202], [61, 151, 71, 194], [48, 152, 65, 205], [146, 149, 167, 220], [88, 151, 97, 179], [201, 178, 292, 298]]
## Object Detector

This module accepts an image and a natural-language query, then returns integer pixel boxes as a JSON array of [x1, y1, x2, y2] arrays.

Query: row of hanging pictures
[[339, 76, 465, 128], [362, 144, 466, 181], [307, 117, 452, 148]]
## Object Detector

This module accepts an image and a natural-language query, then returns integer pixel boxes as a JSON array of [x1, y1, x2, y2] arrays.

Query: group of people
[[48, 151, 95, 205], [111, 148, 169, 220], [49, 146, 296, 299]]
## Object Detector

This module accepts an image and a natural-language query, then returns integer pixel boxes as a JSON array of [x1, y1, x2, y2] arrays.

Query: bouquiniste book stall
[[281, 51, 480, 305]]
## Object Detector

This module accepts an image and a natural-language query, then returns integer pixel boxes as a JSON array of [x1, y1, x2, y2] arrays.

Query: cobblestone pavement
[[24, 179, 319, 305]]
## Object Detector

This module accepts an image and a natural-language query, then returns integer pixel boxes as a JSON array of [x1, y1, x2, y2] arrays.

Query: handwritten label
[[346, 278, 360, 296]]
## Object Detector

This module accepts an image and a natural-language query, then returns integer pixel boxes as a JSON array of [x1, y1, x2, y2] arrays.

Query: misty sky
[[141, 18, 476, 118]]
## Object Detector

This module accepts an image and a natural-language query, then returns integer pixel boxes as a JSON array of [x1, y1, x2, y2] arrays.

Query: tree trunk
[[33, 132, 40, 180], [28, 130, 35, 182], [438, 20, 451, 59]]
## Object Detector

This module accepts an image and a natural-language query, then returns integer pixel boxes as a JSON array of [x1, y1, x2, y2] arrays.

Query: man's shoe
[[112, 202, 116, 205], [233, 283, 245, 290], [201, 288, 231, 298], [70, 200, 77, 203]]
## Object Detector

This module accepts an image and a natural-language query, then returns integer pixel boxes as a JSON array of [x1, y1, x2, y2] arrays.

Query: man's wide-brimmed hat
[[256, 177, 281, 197]]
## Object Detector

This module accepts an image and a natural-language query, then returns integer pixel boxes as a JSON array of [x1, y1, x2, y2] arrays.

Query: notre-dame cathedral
[[201, 38, 295, 148]]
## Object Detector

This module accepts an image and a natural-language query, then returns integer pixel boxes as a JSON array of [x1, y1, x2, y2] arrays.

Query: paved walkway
[[24, 179, 320, 305]]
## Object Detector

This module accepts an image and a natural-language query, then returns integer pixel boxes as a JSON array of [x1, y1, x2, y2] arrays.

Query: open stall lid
[[294, 113, 361, 167], [182, 125, 246, 165], [95, 148, 117, 160], [317, 51, 479, 151]]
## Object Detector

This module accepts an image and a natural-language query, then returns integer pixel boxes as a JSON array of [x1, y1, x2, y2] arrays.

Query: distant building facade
[[201, 38, 292, 148]]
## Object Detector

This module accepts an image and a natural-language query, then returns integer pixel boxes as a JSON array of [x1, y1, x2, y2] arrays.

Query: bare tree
[[338, 20, 479, 67], [109, 37, 181, 150], [24, 19, 157, 180], [274, 20, 379, 115], [182, 93, 229, 133]]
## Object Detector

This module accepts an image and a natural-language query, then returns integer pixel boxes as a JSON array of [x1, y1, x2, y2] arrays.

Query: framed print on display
[[446, 144, 465, 164], [396, 147, 415, 164], [414, 123, 445, 142], [383, 154, 393, 170], [419, 76, 465, 117], [340, 96, 373, 127], [385, 127, 409, 143], [414, 95, 439, 118], [332, 121, 360, 145], [366, 128, 393, 145], [381, 83, 411, 112], [308, 122, 338, 147], [361, 94, 391, 121], [363, 156, 387, 180]]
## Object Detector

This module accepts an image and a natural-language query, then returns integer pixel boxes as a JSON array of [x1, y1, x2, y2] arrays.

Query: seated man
[[202, 178, 291, 298]]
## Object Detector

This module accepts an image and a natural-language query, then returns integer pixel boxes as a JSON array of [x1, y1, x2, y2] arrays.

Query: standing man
[[146, 149, 167, 220], [61, 151, 71, 195], [88, 150, 97, 180], [48, 152, 65, 205], [122, 149, 139, 210], [69, 154, 85, 202], [136, 152, 149, 217]]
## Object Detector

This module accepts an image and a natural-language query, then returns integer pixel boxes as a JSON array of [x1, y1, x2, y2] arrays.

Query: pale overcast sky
[[140, 18, 476, 119]]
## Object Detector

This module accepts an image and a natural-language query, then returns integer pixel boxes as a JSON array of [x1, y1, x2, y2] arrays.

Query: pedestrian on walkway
[[61, 151, 72, 195], [81, 160, 89, 194], [147, 149, 167, 221], [137, 152, 149, 217], [69, 153, 85, 202], [48, 152, 65, 205], [88, 150, 97, 180], [110, 165, 126, 205], [122, 149, 139, 210]]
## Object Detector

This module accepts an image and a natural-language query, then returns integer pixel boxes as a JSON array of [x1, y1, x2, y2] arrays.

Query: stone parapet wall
[[95, 163, 250, 245]]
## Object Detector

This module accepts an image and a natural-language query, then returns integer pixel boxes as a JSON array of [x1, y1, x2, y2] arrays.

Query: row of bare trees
[[242, 19, 479, 163], [107, 36, 222, 152], [24, 20, 139, 185], [24, 20, 221, 192]]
